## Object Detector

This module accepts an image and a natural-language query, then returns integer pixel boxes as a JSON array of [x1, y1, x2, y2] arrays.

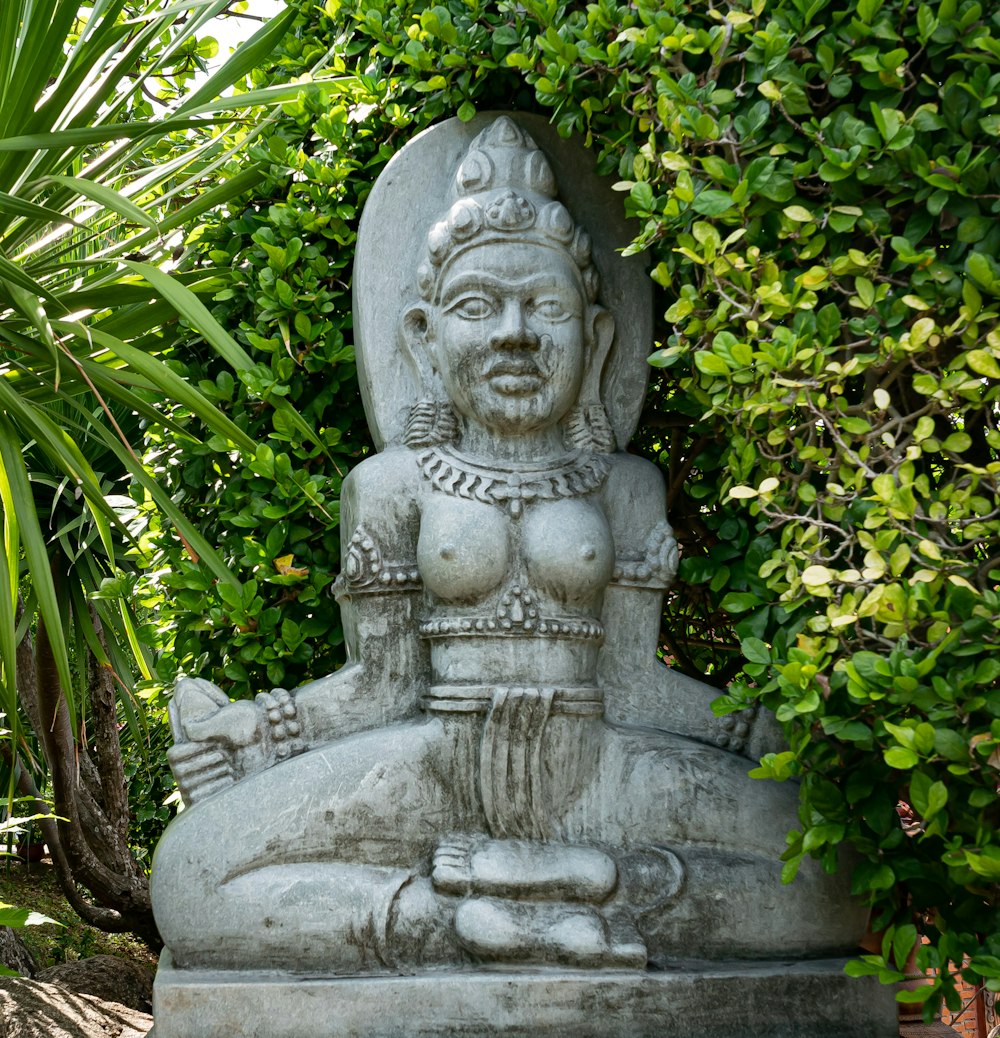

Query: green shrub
[[141, 0, 999, 1014]]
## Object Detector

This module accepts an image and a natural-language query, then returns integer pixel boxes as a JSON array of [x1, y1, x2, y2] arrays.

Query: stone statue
[[150, 115, 894, 1038]]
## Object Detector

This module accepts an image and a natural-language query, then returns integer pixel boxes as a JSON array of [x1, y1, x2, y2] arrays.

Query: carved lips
[[486, 357, 544, 395]]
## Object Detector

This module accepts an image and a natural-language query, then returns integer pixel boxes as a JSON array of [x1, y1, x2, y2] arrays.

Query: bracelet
[[255, 688, 304, 760], [712, 706, 758, 755]]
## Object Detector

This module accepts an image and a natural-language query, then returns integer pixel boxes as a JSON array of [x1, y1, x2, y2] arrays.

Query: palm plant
[[0, 0, 348, 941]]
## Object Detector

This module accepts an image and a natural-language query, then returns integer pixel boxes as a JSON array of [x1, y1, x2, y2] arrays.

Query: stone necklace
[[416, 444, 610, 518]]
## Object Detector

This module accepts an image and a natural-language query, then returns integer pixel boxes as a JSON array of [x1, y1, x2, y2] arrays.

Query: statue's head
[[402, 117, 615, 451]]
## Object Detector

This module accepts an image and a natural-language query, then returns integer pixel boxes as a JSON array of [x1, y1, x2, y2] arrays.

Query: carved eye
[[531, 297, 573, 322], [449, 295, 495, 319]]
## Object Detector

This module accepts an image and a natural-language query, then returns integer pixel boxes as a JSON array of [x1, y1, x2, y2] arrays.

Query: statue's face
[[429, 241, 587, 435]]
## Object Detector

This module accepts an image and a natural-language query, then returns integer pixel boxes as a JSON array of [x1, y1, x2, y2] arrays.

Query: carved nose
[[489, 300, 539, 351]]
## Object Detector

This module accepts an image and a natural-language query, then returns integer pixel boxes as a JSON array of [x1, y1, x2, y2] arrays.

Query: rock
[[36, 956, 153, 1013], [0, 927, 36, 977], [0, 977, 152, 1037]]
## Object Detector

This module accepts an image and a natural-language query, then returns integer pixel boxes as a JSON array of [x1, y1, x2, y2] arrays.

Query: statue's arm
[[169, 450, 427, 803], [293, 448, 426, 743], [599, 453, 782, 760]]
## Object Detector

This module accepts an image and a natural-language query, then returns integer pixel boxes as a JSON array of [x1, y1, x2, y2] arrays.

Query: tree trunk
[[13, 598, 160, 948]]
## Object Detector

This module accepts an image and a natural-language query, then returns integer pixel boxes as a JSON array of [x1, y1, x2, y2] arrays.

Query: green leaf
[[933, 728, 968, 762], [0, 905, 59, 928], [120, 262, 322, 452], [742, 637, 771, 664], [0, 189, 82, 226], [968, 252, 997, 289], [967, 349, 1000, 379], [176, 5, 299, 116], [783, 205, 814, 222], [925, 781, 948, 818], [802, 565, 833, 586], [694, 351, 729, 376], [0, 418, 74, 700], [53, 322, 257, 454], [941, 432, 971, 452], [845, 959, 883, 978], [892, 924, 918, 969], [884, 746, 919, 769], [43, 175, 156, 229], [896, 985, 938, 1004], [909, 769, 932, 814], [178, 77, 357, 119], [0, 118, 220, 153], [965, 851, 1000, 881], [692, 190, 736, 216]]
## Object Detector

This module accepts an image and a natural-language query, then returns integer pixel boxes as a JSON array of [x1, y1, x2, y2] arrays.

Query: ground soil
[[0, 857, 156, 973]]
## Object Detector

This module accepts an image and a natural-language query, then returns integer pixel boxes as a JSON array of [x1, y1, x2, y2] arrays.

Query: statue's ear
[[401, 304, 438, 384], [402, 304, 430, 346], [581, 305, 615, 404]]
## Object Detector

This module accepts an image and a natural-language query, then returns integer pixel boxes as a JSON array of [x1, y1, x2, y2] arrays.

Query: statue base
[[151, 952, 897, 1037]]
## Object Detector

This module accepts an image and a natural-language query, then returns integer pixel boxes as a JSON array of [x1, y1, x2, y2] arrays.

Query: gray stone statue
[[150, 114, 895, 1038]]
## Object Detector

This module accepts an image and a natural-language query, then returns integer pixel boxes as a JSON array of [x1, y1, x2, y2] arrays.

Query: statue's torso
[[414, 446, 614, 691]]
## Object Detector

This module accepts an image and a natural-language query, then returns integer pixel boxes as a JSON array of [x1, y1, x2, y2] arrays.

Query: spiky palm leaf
[[0, 0, 348, 937]]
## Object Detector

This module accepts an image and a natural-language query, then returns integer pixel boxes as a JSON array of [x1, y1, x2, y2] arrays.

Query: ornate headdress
[[415, 116, 600, 305]]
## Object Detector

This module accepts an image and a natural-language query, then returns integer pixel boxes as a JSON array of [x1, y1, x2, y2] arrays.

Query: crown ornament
[[416, 116, 599, 304]]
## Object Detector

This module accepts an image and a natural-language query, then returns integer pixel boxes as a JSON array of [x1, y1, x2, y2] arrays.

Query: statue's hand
[[613, 521, 678, 590], [170, 677, 266, 748], [167, 677, 269, 804]]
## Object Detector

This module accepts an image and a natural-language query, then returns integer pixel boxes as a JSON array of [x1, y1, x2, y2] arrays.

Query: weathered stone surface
[[151, 112, 885, 1035], [0, 977, 152, 1038], [37, 955, 154, 1013], [0, 927, 36, 977]]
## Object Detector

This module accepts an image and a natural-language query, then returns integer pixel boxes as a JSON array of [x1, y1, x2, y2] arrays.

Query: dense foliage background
[[0, 0, 332, 942], [2, 0, 996, 1018], [141, 0, 999, 1014]]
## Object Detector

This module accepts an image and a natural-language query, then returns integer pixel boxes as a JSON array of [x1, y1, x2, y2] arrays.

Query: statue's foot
[[454, 896, 645, 969], [433, 837, 617, 903], [617, 846, 686, 915]]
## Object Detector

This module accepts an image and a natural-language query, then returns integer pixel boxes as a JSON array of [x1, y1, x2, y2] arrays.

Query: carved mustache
[[485, 334, 554, 379]]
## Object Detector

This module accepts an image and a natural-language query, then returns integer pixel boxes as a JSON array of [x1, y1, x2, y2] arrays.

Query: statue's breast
[[417, 493, 613, 609], [417, 495, 509, 604], [521, 497, 613, 606]]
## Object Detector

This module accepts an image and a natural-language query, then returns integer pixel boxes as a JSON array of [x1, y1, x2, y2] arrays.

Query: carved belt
[[423, 683, 603, 716]]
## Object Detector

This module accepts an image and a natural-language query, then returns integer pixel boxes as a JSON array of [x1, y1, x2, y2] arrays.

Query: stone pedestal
[[153, 952, 897, 1038]]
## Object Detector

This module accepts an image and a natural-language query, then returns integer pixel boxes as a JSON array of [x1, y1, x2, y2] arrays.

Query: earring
[[404, 399, 460, 448], [563, 404, 616, 454]]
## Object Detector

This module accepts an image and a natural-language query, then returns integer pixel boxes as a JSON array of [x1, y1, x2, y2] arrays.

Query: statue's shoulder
[[603, 451, 666, 513], [341, 448, 422, 538], [343, 447, 422, 498]]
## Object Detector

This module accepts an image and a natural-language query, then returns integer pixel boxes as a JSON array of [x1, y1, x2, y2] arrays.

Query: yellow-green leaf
[[783, 205, 814, 222], [802, 565, 833, 585], [967, 349, 1000, 379]]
